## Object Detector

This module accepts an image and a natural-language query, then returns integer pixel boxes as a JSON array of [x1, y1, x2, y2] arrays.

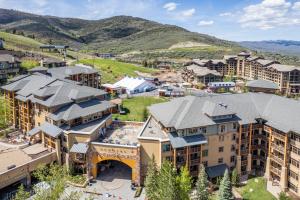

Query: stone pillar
[[247, 154, 252, 173], [55, 138, 62, 165], [264, 157, 270, 179], [237, 155, 241, 174], [280, 166, 288, 191], [26, 172, 31, 188]]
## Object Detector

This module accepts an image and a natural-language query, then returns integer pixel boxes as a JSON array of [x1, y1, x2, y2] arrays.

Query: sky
[[1, 0, 300, 41]]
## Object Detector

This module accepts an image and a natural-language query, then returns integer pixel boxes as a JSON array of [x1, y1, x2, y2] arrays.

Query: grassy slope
[[79, 59, 157, 83], [112, 96, 168, 122], [0, 31, 91, 61], [236, 177, 276, 200]]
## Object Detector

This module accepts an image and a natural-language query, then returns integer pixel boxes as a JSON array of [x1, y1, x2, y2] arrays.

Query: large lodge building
[[182, 52, 300, 95], [1, 67, 300, 197]]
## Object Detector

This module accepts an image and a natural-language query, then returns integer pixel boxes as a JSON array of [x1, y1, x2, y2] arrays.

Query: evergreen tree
[[14, 184, 30, 200], [145, 155, 159, 200], [218, 169, 234, 200], [195, 164, 209, 200], [279, 192, 292, 200], [231, 168, 239, 186], [157, 161, 179, 200], [177, 165, 192, 200]]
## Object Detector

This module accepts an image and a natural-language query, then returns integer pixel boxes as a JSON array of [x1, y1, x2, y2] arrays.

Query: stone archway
[[89, 144, 140, 185]]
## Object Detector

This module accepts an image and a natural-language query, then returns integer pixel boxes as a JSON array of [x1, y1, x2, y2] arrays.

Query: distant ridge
[[0, 8, 241, 53]]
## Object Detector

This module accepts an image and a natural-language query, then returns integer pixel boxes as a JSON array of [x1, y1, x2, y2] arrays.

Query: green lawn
[[21, 59, 40, 70], [112, 96, 168, 122], [236, 177, 276, 200], [0, 96, 9, 131], [79, 59, 157, 83]]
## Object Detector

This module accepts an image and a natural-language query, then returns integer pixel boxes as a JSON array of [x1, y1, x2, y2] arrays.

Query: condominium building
[[138, 93, 300, 196], [0, 54, 21, 83], [182, 64, 222, 86]]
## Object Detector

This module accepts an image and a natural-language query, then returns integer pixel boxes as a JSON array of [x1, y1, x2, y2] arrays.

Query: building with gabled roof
[[0, 54, 21, 82], [138, 93, 300, 196]]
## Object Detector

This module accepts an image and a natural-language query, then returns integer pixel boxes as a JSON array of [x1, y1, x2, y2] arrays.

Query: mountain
[[0, 8, 241, 53], [239, 40, 300, 57]]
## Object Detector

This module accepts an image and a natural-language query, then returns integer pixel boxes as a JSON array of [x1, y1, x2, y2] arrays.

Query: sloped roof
[[49, 98, 113, 121], [202, 101, 236, 117], [246, 79, 279, 90], [0, 54, 20, 63], [256, 59, 277, 66], [268, 64, 299, 72], [29, 66, 48, 72], [148, 93, 300, 133], [186, 65, 221, 77], [47, 65, 98, 79], [169, 132, 207, 148], [28, 122, 63, 138], [70, 143, 89, 154], [206, 164, 228, 178]]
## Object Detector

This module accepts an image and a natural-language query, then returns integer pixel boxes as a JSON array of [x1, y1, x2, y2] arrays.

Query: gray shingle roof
[[186, 65, 221, 77], [202, 101, 236, 117], [29, 66, 48, 72], [256, 59, 277, 66], [246, 79, 279, 90], [169, 132, 207, 148], [149, 93, 300, 133], [39, 122, 63, 138], [49, 99, 113, 121], [0, 54, 20, 63], [268, 64, 299, 72], [70, 143, 89, 154], [47, 65, 98, 79]]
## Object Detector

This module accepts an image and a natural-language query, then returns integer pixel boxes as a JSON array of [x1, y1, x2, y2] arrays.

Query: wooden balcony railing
[[270, 154, 284, 165], [271, 142, 285, 153]]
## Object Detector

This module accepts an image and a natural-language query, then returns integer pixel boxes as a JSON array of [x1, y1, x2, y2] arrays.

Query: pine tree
[[195, 164, 209, 200], [157, 160, 179, 200], [231, 168, 239, 186], [14, 184, 30, 200], [177, 165, 192, 200], [145, 155, 159, 200], [218, 169, 234, 200]]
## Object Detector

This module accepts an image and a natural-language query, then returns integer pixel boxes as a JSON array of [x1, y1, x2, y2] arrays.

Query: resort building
[[47, 64, 100, 88], [182, 64, 222, 86], [246, 79, 280, 94], [138, 93, 300, 196], [40, 57, 67, 68], [0, 54, 21, 83]]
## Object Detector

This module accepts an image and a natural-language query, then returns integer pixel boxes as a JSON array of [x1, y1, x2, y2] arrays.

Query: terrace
[[98, 122, 143, 147]]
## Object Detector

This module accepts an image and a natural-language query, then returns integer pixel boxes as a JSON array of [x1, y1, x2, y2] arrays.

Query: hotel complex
[[182, 52, 300, 95]]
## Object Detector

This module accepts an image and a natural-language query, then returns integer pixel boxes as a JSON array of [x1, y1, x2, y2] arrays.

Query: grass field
[[0, 96, 9, 130], [112, 96, 168, 122], [236, 177, 276, 200], [79, 59, 157, 83], [21, 59, 40, 70]]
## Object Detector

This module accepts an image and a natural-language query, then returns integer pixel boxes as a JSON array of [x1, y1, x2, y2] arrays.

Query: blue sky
[[1, 0, 300, 41]]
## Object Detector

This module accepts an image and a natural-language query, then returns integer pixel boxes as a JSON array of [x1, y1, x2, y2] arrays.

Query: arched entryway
[[96, 160, 132, 190], [91, 156, 139, 185]]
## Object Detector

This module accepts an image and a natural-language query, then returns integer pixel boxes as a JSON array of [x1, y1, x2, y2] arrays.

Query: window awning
[[70, 143, 89, 154], [168, 133, 207, 149], [206, 164, 228, 179]]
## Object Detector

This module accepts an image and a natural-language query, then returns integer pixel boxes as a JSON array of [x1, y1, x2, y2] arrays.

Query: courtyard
[[65, 160, 145, 199]]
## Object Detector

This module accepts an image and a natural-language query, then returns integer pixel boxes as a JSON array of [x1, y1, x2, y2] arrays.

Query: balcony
[[190, 158, 200, 166], [270, 154, 284, 165], [271, 142, 285, 153], [272, 131, 285, 141], [241, 160, 248, 166], [270, 166, 281, 177]]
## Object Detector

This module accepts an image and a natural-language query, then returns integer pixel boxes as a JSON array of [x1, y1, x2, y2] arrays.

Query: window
[[231, 145, 235, 152], [202, 150, 208, 157], [218, 158, 223, 164], [230, 156, 235, 163], [290, 158, 299, 168], [233, 123, 238, 129], [219, 135, 224, 142], [162, 144, 171, 152], [219, 147, 224, 152], [220, 125, 226, 133], [202, 161, 208, 167], [38, 122, 40, 126], [232, 134, 236, 141], [289, 170, 299, 180]]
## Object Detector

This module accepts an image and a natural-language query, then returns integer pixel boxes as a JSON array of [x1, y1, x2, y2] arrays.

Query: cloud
[[238, 0, 300, 30], [198, 20, 214, 26], [163, 2, 177, 11], [293, 2, 300, 10], [219, 12, 233, 17], [180, 8, 196, 17]]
